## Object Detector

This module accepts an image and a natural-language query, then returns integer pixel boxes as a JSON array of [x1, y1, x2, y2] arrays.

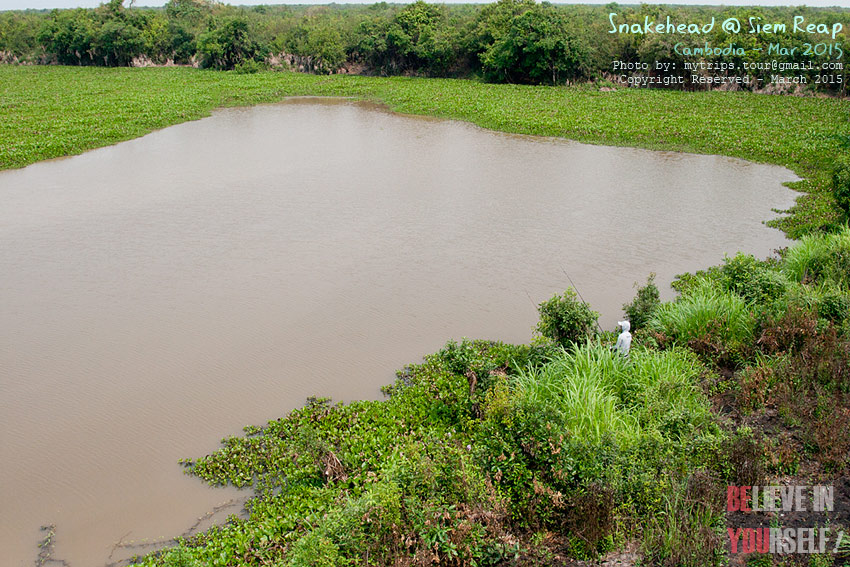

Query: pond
[[0, 98, 798, 566]]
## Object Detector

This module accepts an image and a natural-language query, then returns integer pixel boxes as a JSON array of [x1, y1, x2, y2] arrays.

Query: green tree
[[470, 0, 534, 56], [480, 4, 589, 85], [167, 22, 196, 64], [95, 18, 143, 65], [351, 1, 458, 76], [287, 17, 346, 74], [165, 0, 211, 25], [38, 9, 99, 65], [197, 17, 266, 70]]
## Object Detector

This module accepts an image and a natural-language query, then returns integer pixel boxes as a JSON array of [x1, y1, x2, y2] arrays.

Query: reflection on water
[[0, 98, 797, 566]]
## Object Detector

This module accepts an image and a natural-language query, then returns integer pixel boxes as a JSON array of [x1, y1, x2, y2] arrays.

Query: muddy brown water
[[0, 98, 798, 566]]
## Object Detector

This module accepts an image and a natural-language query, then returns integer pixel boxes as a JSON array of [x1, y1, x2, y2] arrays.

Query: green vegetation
[[535, 289, 598, 348], [648, 280, 757, 365], [1, 35, 848, 564], [622, 274, 661, 332], [1, 1, 847, 94], [2, 65, 849, 235], [128, 229, 850, 566]]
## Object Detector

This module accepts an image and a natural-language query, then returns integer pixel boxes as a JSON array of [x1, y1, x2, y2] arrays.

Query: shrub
[[536, 289, 599, 348], [818, 288, 850, 324], [719, 253, 787, 305], [623, 273, 661, 331], [233, 59, 266, 74]]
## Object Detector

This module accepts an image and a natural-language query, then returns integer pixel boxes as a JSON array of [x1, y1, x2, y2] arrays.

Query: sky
[[1, 0, 847, 12]]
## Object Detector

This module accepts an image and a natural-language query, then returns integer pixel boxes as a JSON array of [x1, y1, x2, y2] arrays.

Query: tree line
[[0, 0, 847, 94]]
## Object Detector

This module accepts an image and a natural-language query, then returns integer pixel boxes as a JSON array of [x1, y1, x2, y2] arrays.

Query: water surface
[[0, 99, 798, 566]]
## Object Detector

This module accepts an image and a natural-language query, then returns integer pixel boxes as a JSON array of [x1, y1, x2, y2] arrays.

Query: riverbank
[[126, 228, 850, 567], [1, 65, 848, 236]]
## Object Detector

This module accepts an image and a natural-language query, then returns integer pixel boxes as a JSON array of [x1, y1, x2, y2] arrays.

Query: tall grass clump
[[511, 344, 638, 445], [641, 472, 725, 567], [510, 343, 713, 446], [781, 281, 850, 327], [783, 226, 850, 289], [648, 280, 756, 362]]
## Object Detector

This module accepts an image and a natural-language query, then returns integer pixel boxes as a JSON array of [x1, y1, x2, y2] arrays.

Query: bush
[[719, 253, 787, 305], [196, 17, 267, 70], [623, 273, 661, 331], [233, 59, 266, 74], [536, 289, 599, 348], [818, 288, 850, 324]]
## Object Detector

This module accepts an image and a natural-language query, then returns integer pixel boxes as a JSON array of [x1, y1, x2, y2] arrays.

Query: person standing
[[615, 320, 632, 358]]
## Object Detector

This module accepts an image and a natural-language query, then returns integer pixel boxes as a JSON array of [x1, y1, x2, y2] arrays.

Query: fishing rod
[[524, 289, 537, 311], [561, 267, 605, 334]]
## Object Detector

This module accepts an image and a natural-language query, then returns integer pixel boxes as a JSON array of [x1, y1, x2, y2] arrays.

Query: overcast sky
[[1, 0, 847, 12]]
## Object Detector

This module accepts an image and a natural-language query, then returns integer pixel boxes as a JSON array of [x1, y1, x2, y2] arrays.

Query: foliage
[[511, 344, 640, 446], [474, 342, 719, 549], [622, 273, 661, 331], [783, 226, 850, 289], [1, 2, 846, 96], [196, 17, 267, 70], [535, 289, 599, 348], [648, 280, 756, 363], [719, 253, 788, 306], [36, 0, 154, 66], [285, 18, 346, 74], [640, 472, 725, 567], [110, 221, 850, 566], [479, 3, 589, 85], [755, 305, 850, 470]]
